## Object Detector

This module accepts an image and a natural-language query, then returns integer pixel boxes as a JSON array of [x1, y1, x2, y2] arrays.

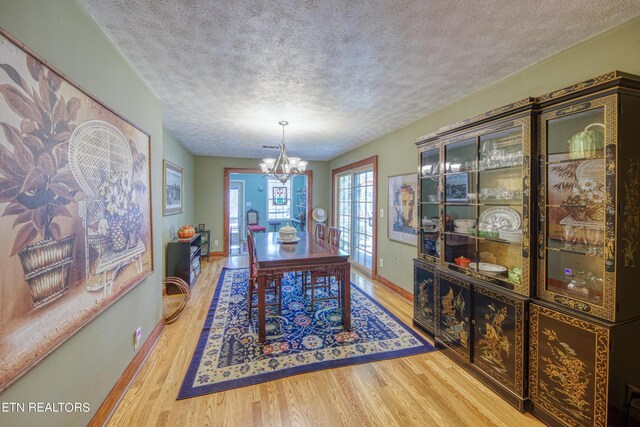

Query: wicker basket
[[18, 234, 76, 308], [162, 277, 190, 324]]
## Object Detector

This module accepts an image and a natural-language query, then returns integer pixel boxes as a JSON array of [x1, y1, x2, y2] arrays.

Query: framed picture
[[445, 173, 470, 202], [388, 174, 418, 246], [0, 30, 153, 391], [198, 224, 205, 232], [163, 160, 183, 215]]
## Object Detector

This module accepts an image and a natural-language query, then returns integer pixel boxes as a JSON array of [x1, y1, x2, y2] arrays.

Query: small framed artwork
[[198, 224, 205, 232], [163, 160, 183, 215], [388, 173, 418, 246], [445, 173, 470, 202]]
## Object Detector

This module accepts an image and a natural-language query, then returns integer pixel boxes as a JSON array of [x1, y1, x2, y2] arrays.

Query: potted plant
[[0, 56, 81, 307]]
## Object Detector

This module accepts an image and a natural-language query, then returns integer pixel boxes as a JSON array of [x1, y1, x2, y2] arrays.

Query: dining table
[[253, 231, 351, 342]]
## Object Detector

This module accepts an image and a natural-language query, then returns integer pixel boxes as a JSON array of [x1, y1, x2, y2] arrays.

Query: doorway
[[223, 168, 313, 256], [229, 180, 245, 255], [333, 156, 377, 275]]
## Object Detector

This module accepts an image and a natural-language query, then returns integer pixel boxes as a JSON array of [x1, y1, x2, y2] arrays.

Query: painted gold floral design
[[417, 278, 433, 319], [539, 328, 591, 422], [441, 287, 467, 348], [622, 158, 639, 267], [478, 304, 510, 374], [550, 162, 604, 221]]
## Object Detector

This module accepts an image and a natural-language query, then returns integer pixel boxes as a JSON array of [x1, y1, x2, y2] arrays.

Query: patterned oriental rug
[[178, 267, 435, 398]]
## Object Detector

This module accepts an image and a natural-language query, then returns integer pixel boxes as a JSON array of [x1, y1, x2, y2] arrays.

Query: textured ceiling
[[79, 0, 640, 160]]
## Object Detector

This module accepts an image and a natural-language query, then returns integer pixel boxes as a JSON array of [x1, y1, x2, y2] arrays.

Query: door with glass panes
[[336, 168, 374, 272]]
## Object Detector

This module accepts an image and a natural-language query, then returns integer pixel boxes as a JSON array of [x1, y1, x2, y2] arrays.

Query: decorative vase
[[17, 234, 76, 308]]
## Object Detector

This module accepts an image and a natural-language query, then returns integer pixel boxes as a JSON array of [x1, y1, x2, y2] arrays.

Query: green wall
[[0, 1, 165, 426], [163, 129, 195, 252], [329, 16, 640, 293], [194, 156, 329, 253]]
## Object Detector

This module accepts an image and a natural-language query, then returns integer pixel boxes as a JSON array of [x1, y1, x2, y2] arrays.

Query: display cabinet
[[413, 72, 640, 423], [529, 302, 640, 427], [536, 72, 640, 322]]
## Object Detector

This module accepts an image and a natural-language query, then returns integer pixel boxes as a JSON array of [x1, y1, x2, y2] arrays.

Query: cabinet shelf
[[478, 164, 521, 172]]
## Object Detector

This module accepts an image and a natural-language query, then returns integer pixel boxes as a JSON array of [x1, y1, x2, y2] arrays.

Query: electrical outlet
[[214, 240, 219, 247], [379, 258, 384, 268], [134, 327, 142, 351], [379, 208, 384, 218]]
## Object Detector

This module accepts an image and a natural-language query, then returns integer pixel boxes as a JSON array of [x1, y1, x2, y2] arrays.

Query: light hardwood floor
[[107, 257, 543, 427]]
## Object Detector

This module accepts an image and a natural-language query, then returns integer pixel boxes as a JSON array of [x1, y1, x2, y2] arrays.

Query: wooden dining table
[[253, 232, 350, 342]]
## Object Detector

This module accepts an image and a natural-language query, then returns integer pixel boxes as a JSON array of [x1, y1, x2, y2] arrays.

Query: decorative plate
[[312, 208, 327, 223], [469, 262, 507, 276], [478, 207, 521, 232], [277, 236, 300, 244]]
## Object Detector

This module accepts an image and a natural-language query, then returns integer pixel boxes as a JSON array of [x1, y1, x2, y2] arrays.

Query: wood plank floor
[[107, 257, 543, 427]]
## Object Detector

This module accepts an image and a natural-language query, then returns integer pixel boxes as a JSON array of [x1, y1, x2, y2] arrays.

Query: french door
[[335, 168, 374, 272]]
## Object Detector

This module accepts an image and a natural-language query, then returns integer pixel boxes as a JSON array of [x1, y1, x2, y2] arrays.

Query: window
[[267, 178, 292, 220]]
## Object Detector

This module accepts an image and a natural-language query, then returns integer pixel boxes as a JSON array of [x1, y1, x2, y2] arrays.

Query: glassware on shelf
[[561, 224, 576, 250]]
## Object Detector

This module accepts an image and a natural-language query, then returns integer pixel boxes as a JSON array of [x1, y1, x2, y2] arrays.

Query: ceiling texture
[[80, 0, 640, 161]]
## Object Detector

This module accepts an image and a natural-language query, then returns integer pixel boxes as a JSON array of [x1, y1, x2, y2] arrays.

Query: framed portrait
[[445, 172, 470, 202], [388, 174, 418, 246], [163, 160, 183, 215], [198, 223, 205, 232], [0, 30, 153, 391]]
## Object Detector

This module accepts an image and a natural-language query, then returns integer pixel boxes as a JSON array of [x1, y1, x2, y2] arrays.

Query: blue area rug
[[178, 267, 435, 398]]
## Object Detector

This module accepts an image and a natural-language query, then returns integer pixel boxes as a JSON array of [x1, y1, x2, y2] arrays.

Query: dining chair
[[300, 222, 327, 294], [247, 230, 281, 319], [328, 227, 341, 248], [246, 209, 266, 233], [306, 226, 342, 309], [314, 222, 327, 241]]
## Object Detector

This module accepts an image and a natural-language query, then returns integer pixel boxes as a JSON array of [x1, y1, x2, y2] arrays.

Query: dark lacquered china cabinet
[[414, 71, 640, 426]]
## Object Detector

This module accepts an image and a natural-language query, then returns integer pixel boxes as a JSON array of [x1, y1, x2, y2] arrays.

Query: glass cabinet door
[[439, 122, 530, 295], [419, 148, 441, 259], [538, 97, 613, 317]]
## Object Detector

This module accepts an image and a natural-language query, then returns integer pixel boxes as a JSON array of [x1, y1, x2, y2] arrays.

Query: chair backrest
[[328, 227, 341, 248], [247, 230, 255, 275], [246, 209, 259, 226], [315, 223, 327, 241]]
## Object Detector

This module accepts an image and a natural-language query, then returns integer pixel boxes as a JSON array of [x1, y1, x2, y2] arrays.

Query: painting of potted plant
[[0, 31, 153, 392], [0, 54, 82, 307]]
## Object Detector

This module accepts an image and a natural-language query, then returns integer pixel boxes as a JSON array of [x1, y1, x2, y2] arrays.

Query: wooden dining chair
[[247, 230, 281, 319], [246, 209, 266, 233], [328, 227, 341, 248], [306, 226, 343, 309], [315, 222, 327, 241]]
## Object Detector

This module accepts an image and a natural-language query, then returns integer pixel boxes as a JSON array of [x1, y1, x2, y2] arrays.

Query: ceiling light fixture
[[260, 121, 307, 184]]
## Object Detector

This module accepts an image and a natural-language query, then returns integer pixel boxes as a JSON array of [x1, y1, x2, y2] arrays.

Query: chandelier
[[260, 121, 308, 184]]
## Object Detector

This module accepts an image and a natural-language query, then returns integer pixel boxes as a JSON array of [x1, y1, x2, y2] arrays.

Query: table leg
[[341, 263, 351, 330], [258, 274, 266, 342]]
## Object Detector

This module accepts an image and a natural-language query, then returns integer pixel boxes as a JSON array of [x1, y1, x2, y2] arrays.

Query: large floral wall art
[[0, 31, 153, 390]]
